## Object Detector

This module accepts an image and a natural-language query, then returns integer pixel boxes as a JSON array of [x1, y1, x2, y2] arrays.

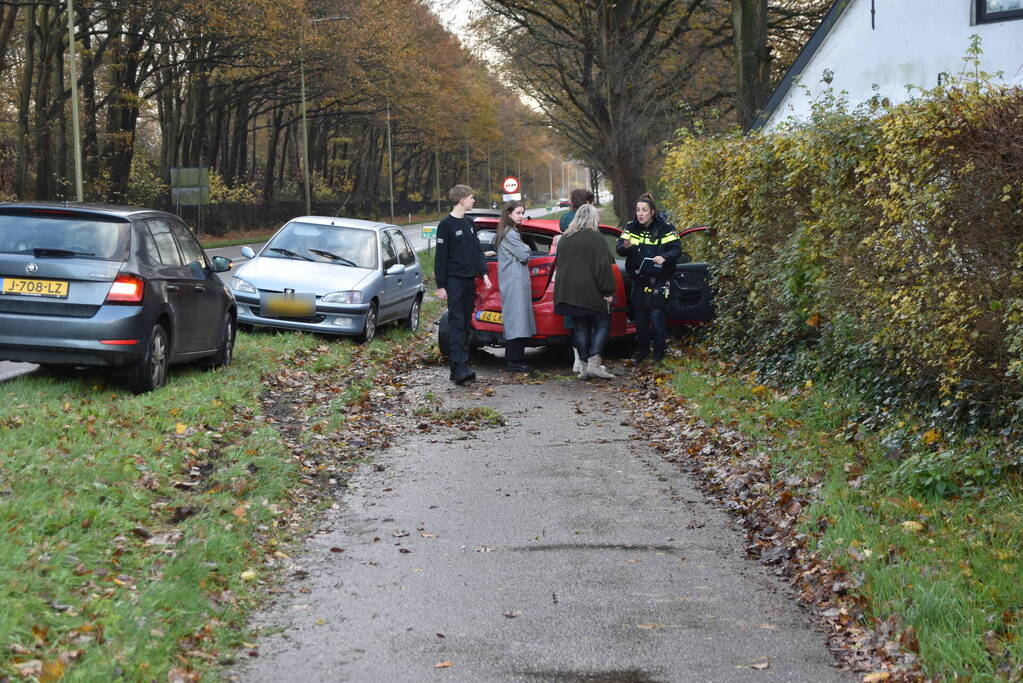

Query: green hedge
[[660, 82, 1023, 427]]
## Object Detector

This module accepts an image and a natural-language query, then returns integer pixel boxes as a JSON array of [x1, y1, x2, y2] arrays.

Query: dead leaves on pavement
[[620, 364, 925, 682]]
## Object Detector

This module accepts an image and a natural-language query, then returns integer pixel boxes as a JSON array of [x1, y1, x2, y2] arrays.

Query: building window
[[976, 0, 1023, 22]]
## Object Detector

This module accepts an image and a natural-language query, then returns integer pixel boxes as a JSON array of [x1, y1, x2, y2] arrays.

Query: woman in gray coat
[[495, 201, 537, 372]]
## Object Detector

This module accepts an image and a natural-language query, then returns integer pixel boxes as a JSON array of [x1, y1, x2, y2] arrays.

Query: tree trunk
[[732, 0, 771, 129], [15, 5, 36, 197], [262, 107, 284, 204]]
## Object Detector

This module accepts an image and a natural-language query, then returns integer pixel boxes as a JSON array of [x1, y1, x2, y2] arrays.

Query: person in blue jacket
[[615, 193, 680, 363]]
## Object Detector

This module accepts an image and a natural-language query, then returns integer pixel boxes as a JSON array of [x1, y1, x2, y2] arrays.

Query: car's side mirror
[[240, 246, 256, 259], [211, 256, 233, 272], [386, 263, 406, 276], [678, 252, 692, 265]]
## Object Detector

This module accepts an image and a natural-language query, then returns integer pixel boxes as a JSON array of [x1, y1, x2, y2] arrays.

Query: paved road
[[0, 208, 557, 384], [234, 360, 852, 682]]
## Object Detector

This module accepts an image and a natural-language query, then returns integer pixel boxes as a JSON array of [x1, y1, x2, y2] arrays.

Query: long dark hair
[[495, 200, 525, 246]]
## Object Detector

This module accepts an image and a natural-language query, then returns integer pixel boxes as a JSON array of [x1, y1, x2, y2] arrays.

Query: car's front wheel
[[127, 324, 169, 394], [356, 302, 378, 344]]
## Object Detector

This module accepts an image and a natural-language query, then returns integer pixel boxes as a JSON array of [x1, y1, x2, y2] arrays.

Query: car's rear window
[[266, 222, 378, 269], [0, 211, 130, 260]]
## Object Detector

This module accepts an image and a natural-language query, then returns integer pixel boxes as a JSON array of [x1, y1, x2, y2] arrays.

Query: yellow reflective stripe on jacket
[[623, 232, 676, 246]]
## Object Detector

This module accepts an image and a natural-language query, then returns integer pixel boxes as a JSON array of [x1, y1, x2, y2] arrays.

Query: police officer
[[616, 193, 681, 363], [435, 184, 490, 385]]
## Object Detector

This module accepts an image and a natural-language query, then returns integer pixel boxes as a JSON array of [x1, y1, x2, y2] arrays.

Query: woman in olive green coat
[[553, 204, 616, 379]]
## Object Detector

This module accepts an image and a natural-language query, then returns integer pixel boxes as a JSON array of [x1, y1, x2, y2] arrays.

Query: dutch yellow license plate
[[477, 310, 502, 324], [1, 277, 69, 298], [263, 293, 315, 318]]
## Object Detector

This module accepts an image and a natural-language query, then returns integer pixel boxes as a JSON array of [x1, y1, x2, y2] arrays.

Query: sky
[[429, 0, 476, 36]]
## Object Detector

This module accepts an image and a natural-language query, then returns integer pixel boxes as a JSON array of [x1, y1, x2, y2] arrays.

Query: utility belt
[[631, 276, 670, 301]]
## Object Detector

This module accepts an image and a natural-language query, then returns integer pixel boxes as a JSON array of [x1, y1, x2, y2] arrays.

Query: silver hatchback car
[[230, 217, 424, 342]]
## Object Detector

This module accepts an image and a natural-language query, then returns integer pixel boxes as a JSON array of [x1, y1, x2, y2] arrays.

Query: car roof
[[285, 215, 395, 231], [0, 201, 168, 220]]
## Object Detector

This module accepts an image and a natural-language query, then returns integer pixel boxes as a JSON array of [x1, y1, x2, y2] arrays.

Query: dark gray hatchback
[[0, 203, 236, 392]]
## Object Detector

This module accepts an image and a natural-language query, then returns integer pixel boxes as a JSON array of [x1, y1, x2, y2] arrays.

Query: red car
[[437, 217, 713, 356]]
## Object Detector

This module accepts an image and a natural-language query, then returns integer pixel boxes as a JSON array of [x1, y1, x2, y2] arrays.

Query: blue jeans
[[570, 311, 610, 359]]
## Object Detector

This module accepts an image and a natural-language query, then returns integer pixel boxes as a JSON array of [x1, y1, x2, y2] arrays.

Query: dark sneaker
[[451, 364, 476, 385], [505, 361, 532, 373], [651, 350, 665, 363], [631, 352, 648, 363]]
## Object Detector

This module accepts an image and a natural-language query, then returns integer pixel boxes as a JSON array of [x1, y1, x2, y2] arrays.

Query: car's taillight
[[105, 274, 144, 304]]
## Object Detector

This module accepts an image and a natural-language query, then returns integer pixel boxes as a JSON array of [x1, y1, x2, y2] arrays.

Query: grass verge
[[1, 262, 445, 680], [666, 354, 1023, 680]]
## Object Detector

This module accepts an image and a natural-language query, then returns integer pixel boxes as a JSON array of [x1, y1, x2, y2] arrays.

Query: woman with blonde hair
[[553, 204, 616, 379], [495, 201, 536, 372]]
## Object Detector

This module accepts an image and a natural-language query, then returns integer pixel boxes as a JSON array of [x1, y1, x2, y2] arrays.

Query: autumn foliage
[[660, 81, 1023, 427]]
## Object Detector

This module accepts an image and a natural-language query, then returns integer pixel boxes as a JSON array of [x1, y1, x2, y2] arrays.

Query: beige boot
[[586, 355, 615, 379], [572, 347, 584, 374]]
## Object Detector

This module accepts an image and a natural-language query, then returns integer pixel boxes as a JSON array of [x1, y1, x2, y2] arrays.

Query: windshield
[[0, 212, 130, 260], [264, 222, 377, 269]]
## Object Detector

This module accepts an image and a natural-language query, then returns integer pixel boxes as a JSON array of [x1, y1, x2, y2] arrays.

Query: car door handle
[[193, 286, 206, 293], [167, 284, 179, 292]]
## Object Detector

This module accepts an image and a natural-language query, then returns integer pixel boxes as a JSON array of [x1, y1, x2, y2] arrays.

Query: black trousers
[[505, 337, 526, 363], [446, 276, 476, 366], [631, 281, 668, 355]]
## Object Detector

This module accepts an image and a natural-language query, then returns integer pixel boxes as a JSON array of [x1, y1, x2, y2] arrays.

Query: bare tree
[[475, 0, 731, 221]]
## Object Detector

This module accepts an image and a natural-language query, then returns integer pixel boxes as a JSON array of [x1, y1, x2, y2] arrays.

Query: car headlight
[[230, 276, 257, 294], [322, 290, 363, 304]]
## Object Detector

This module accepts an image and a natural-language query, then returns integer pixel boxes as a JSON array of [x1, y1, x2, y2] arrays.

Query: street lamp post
[[300, 15, 345, 215], [66, 0, 83, 201]]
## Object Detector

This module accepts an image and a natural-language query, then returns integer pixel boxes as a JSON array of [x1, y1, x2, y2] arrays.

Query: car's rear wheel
[[356, 302, 378, 344], [207, 313, 235, 368], [127, 324, 168, 394], [437, 309, 450, 357], [402, 295, 422, 332]]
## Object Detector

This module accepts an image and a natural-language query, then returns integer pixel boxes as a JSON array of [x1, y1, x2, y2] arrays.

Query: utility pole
[[548, 163, 554, 205], [66, 0, 83, 201], [435, 138, 441, 213], [300, 61, 311, 215], [465, 140, 469, 186], [300, 15, 345, 215], [386, 103, 394, 221]]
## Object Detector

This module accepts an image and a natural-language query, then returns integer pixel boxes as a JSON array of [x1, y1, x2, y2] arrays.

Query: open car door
[[666, 226, 714, 323]]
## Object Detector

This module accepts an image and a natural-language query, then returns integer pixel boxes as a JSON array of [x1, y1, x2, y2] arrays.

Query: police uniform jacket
[[615, 214, 681, 286], [434, 214, 486, 288]]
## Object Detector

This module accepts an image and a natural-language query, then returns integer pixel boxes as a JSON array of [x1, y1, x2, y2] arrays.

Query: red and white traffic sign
[[502, 176, 519, 194]]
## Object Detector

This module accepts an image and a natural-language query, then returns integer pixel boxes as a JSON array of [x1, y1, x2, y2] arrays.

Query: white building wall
[[764, 0, 1023, 130]]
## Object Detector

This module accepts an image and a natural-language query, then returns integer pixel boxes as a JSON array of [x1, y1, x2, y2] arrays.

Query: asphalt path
[[0, 207, 554, 384], [233, 359, 853, 682]]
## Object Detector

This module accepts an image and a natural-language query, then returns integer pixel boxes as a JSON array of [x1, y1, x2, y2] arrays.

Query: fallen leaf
[[750, 657, 770, 670], [435, 661, 453, 669], [503, 611, 521, 619], [240, 570, 257, 581], [862, 673, 890, 683], [637, 622, 662, 630], [900, 520, 924, 533], [175, 423, 188, 435]]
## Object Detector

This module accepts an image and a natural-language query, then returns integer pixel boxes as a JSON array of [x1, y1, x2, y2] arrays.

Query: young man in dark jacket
[[615, 193, 680, 363], [435, 184, 489, 384]]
